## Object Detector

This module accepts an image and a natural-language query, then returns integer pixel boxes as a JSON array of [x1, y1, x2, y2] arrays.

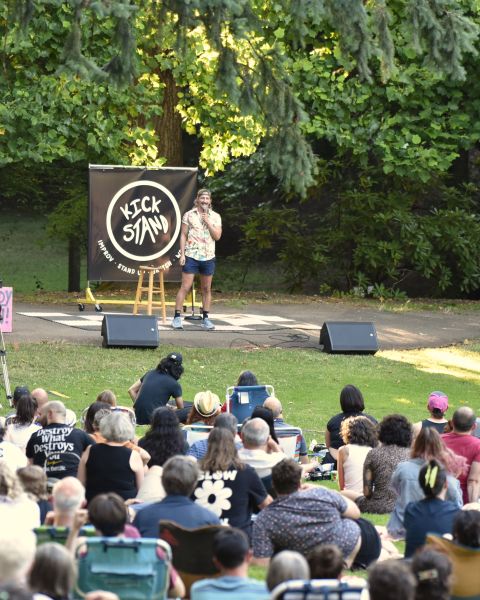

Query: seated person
[[412, 391, 449, 438], [129, 353, 189, 425], [77, 412, 144, 503], [221, 371, 259, 413], [29, 542, 76, 600], [193, 428, 271, 539], [324, 384, 377, 467], [133, 456, 220, 538], [427, 509, 480, 599], [266, 550, 310, 592], [387, 427, 463, 540], [66, 493, 185, 599], [4, 393, 40, 452], [263, 396, 309, 464], [186, 391, 221, 426], [306, 544, 366, 588], [252, 458, 382, 569], [188, 413, 239, 461], [404, 459, 460, 558], [368, 560, 416, 600], [337, 416, 377, 493], [190, 528, 268, 599], [17, 465, 52, 525], [238, 418, 284, 480], [342, 414, 412, 514], [411, 547, 452, 600]]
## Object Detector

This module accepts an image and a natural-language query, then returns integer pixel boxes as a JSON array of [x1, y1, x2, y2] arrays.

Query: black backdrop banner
[[88, 165, 197, 282]]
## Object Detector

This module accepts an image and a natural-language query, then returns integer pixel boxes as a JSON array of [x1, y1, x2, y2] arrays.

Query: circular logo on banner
[[106, 180, 181, 261]]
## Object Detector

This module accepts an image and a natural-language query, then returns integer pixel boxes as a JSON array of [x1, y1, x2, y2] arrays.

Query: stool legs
[[133, 270, 144, 315], [133, 267, 167, 323]]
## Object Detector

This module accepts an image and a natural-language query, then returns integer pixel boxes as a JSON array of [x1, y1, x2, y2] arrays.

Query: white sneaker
[[202, 317, 215, 331], [171, 316, 183, 330]]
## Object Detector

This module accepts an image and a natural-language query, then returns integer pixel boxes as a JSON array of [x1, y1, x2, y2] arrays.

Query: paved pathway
[[5, 300, 479, 351]]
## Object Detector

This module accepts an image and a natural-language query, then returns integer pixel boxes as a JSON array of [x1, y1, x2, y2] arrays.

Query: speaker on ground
[[101, 314, 159, 348], [320, 321, 378, 355]]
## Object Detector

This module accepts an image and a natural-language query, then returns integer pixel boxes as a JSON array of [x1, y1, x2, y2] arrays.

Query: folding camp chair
[[270, 579, 368, 600], [182, 423, 213, 446], [74, 537, 171, 600], [275, 426, 303, 460], [34, 525, 95, 546], [225, 384, 274, 422], [159, 520, 229, 597]]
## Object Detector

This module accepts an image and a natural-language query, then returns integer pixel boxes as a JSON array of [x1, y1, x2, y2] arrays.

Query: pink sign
[[0, 287, 13, 333]]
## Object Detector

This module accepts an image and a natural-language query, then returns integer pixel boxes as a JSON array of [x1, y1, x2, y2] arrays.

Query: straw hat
[[193, 390, 221, 418]]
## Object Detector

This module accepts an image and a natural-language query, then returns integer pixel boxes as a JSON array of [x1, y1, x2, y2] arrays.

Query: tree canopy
[[2, 0, 479, 196]]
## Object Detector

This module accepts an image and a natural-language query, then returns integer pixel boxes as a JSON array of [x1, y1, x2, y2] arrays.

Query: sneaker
[[202, 317, 215, 331], [171, 316, 183, 330]]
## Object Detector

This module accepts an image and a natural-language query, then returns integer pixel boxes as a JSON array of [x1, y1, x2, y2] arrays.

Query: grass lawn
[[2, 341, 480, 441]]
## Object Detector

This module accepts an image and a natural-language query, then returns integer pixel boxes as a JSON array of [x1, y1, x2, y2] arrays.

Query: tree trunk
[[155, 69, 184, 166], [68, 237, 81, 292]]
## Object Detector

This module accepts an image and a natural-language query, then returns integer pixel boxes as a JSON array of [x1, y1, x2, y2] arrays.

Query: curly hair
[[378, 414, 412, 447], [453, 509, 480, 548], [157, 355, 184, 380], [340, 415, 377, 447], [138, 407, 185, 467]]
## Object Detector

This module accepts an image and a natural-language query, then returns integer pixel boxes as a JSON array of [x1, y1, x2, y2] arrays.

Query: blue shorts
[[183, 256, 216, 276]]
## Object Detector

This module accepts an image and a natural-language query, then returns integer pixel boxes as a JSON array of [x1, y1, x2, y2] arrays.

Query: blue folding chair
[[270, 579, 367, 600], [225, 384, 274, 422], [74, 537, 171, 600]]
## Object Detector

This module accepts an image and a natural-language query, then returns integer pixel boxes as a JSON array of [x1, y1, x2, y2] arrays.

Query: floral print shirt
[[182, 208, 222, 261]]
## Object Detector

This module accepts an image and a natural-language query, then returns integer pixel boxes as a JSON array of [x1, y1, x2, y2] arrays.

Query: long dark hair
[[251, 406, 279, 444], [237, 371, 258, 386], [13, 394, 37, 426], [83, 401, 111, 434], [157, 355, 184, 380], [139, 407, 185, 467]]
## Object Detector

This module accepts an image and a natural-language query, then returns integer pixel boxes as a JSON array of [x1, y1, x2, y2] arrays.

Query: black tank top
[[421, 419, 447, 435], [86, 444, 137, 503]]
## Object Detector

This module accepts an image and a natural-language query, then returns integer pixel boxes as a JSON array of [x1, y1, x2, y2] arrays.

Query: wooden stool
[[133, 266, 167, 323]]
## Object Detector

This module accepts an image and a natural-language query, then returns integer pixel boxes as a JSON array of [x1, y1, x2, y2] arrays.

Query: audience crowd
[[0, 367, 480, 600]]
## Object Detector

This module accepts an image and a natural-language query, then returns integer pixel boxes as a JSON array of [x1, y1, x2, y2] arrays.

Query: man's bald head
[[452, 406, 477, 433], [263, 396, 283, 418], [31, 388, 49, 413]]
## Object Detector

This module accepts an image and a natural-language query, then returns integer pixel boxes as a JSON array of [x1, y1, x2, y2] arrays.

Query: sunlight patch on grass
[[394, 397, 412, 405], [379, 347, 480, 384]]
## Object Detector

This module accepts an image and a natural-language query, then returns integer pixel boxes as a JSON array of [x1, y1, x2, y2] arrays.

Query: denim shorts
[[183, 256, 216, 276]]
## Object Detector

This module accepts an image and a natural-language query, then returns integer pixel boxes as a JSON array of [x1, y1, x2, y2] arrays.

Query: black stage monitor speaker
[[101, 314, 159, 348], [320, 321, 378, 355]]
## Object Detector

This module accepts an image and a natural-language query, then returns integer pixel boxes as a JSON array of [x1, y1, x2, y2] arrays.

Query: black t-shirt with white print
[[193, 464, 267, 534], [26, 423, 94, 478]]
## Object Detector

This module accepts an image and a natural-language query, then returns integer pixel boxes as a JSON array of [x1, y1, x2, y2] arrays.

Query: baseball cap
[[13, 386, 30, 403], [167, 352, 183, 364], [428, 391, 448, 413]]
